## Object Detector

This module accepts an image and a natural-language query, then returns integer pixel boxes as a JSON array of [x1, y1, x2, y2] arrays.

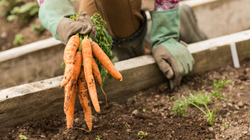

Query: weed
[[13, 34, 23, 45], [170, 96, 174, 100], [234, 111, 238, 114], [173, 77, 233, 125], [201, 78, 205, 83], [138, 131, 148, 139], [0, 0, 21, 16], [240, 86, 244, 90], [19, 135, 27, 140], [31, 24, 45, 34], [125, 124, 128, 129], [142, 108, 146, 113], [222, 120, 229, 129], [7, 2, 39, 23], [96, 136, 102, 140]]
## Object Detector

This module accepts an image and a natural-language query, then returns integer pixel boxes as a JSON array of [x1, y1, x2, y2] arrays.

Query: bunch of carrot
[[61, 14, 123, 131], [62, 35, 122, 131]]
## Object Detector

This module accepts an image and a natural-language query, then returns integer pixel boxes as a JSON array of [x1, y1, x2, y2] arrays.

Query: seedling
[[173, 77, 233, 125], [137, 131, 148, 139], [142, 108, 146, 113], [7, 2, 39, 23], [240, 86, 244, 90], [96, 136, 102, 140], [222, 120, 229, 129], [0, 0, 21, 16], [201, 78, 205, 83], [19, 135, 27, 140], [13, 34, 23, 45], [248, 110, 250, 115], [233, 111, 238, 114], [31, 24, 45, 34], [170, 96, 174, 100]]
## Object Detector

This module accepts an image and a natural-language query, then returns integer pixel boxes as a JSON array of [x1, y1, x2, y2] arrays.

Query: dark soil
[[2, 60, 250, 140], [0, 0, 80, 52]]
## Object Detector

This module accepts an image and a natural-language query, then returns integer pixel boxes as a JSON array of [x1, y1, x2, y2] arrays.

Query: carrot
[[92, 57, 108, 106], [91, 41, 123, 81], [81, 38, 100, 113], [78, 67, 92, 132], [64, 52, 82, 113], [65, 84, 76, 129], [92, 57, 102, 87], [61, 35, 80, 87]]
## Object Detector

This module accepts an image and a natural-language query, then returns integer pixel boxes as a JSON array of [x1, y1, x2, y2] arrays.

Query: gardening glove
[[38, 0, 96, 44], [150, 7, 194, 86]]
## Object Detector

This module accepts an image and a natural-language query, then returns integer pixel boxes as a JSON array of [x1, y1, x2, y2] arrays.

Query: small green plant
[[240, 86, 244, 90], [19, 135, 27, 140], [170, 96, 174, 100], [201, 78, 205, 83], [248, 110, 250, 115], [234, 111, 238, 114], [124, 124, 128, 129], [222, 120, 229, 129], [96, 136, 102, 140], [0, 0, 21, 16], [138, 131, 148, 139], [13, 34, 23, 45], [31, 24, 45, 34], [7, 2, 39, 23], [142, 108, 146, 113], [173, 77, 233, 125]]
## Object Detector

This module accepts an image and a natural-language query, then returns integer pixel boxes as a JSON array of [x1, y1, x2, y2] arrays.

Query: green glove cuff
[[38, 0, 75, 40], [150, 7, 180, 50]]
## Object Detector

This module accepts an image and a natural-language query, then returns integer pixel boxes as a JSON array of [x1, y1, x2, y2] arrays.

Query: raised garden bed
[[1, 0, 250, 139], [2, 60, 250, 140], [1, 29, 250, 137]]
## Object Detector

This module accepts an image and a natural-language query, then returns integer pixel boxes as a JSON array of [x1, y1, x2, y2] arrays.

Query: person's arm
[[38, 0, 96, 44], [150, 0, 194, 86]]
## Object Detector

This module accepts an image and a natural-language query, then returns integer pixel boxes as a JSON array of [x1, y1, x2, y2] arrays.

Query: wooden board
[[0, 39, 63, 90], [1, 30, 250, 134]]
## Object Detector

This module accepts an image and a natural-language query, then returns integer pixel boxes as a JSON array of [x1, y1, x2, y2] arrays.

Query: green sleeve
[[38, 0, 75, 40]]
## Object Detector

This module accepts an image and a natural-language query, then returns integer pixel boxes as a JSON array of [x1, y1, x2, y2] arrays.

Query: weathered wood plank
[[187, 0, 250, 38], [0, 42, 64, 90]]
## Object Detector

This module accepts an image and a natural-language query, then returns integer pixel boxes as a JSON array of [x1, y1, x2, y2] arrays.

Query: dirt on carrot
[[81, 38, 100, 113], [77, 67, 92, 132], [61, 35, 80, 87]]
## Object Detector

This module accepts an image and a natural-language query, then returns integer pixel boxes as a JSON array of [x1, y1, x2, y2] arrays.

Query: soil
[[2, 60, 250, 140], [0, 0, 80, 52]]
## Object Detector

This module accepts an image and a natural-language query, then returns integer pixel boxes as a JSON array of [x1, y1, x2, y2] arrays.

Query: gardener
[[38, 0, 207, 86]]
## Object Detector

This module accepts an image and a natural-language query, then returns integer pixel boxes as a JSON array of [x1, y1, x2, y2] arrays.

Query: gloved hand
[[39, 0, 96, 44], [150, 7, 194, 86]]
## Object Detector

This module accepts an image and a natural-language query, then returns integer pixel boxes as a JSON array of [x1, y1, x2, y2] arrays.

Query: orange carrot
[[61, 35, 80, 87], [81, 39, 100, 113], [92, 57, 102, 86], [64, 52, 82, 113], [65, 84, 76, 129], [78, 68, 92, 131], [91, 41, 123, 81], [92, 57, 108, 106]]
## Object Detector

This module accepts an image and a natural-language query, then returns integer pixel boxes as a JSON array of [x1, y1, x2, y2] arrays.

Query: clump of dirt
[[3, 60, 250, 140]]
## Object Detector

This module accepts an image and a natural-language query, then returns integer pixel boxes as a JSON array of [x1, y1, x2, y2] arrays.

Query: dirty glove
[[39, 0, 96, 44], [150, 7, 194, 86]]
